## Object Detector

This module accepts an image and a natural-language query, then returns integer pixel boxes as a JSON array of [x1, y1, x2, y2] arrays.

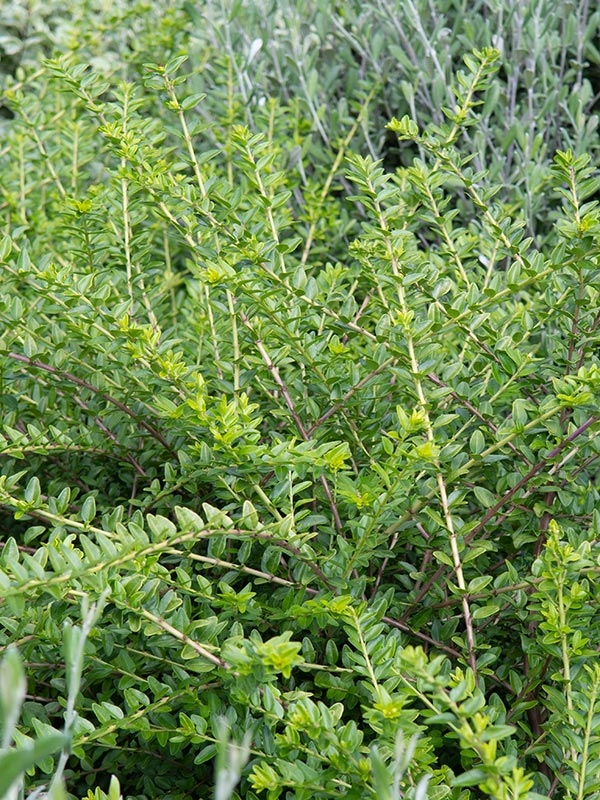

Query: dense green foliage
[[1, 1, 600, 799]]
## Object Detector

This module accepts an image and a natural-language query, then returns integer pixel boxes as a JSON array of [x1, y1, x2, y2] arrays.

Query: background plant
[[1, 2, 600, 799]]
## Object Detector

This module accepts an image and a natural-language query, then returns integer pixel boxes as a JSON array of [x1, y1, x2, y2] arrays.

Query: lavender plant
[[1, 3, 600, 800]]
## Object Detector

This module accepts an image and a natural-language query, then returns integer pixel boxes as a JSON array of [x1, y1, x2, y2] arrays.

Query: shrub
[[1, 2, 600, 799]]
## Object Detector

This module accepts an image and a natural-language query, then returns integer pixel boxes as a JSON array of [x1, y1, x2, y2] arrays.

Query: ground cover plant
[[1, 1, 600, 798]]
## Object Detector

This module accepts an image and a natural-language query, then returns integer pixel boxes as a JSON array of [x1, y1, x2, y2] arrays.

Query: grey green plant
[[0, 593, 108, 800], [1, 2, 600, 799]]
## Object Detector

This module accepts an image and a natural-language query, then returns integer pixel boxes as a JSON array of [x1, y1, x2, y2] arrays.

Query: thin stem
[[137, 608, 231, 670], [7, 352, 173, 452], [227, 289, 240, 392], [16, 103, 67, 198], [241, 314, 344, 536], [350, 608, 379, 693], [577, 667, 600, 800], [399, 414, 598, 621], [300, 86, 377, 269], [204, 285, 224, 380], [557, 578, 576, 763], [118, 86, 157, 329], [368, 172, 477, 675]]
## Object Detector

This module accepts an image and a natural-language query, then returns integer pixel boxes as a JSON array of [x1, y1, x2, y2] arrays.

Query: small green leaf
[[180, 93, 206, 110], [80, 495, 96, 525], [433, 550, 454, 567], [469, 429, 485, 454], [164, 55, 188, 74], [0, 235, 12, 260], [23, 477, 41, 505], [472, 604, 500, 620], [452, 767, 489, 787], [467, 575, 493, 593], [512, 398, 528, 428], [473, 486, 496, 508]]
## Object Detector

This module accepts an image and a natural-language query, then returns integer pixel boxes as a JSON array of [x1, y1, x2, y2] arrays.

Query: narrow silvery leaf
[[0, 647, 26, 750], [0, 733, 67, 796], [247, 39, 263, 65]]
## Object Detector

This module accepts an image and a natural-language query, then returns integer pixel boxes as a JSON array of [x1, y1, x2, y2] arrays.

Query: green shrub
[[1, 2, 600, 799]]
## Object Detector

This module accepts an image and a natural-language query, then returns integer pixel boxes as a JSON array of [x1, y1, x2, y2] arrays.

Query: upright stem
[[370, 180, 477, 676]]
